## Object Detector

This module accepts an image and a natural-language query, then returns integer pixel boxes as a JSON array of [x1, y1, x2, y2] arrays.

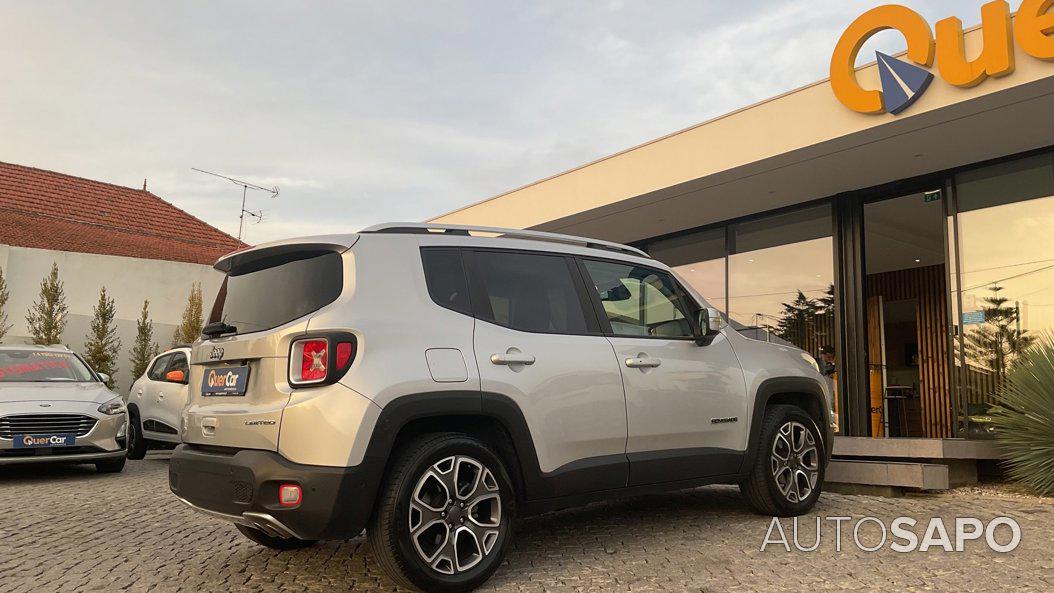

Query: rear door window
[[466, 250, 598, 335], [209, 250, 344, 335]]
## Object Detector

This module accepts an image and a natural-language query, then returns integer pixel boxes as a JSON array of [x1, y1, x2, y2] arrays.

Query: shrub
[[26, 262, 68, 345], [84, 287, 121, 388], [992, 334, 1054, 496]]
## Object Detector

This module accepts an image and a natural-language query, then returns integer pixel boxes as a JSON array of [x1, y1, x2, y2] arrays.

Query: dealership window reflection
[[647, 227, 727, 314], [953, 154, 1054, 437], [728, 205, 836, 358]]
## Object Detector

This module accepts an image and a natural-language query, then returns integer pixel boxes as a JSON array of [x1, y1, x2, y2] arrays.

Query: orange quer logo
[[830, 0, 1054, 115]]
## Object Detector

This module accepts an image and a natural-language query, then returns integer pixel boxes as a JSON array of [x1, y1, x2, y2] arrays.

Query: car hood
[[0, 382, 117, 405]]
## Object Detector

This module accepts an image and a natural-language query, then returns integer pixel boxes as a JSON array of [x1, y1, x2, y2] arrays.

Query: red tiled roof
[[0, 161, 246, 265]]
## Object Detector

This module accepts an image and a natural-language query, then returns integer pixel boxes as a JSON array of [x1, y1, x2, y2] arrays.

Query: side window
[[166, 353, 189, 376], [147, 354, 172, 381], [581, 259, 696, 338], [421, 248, 472, 315], [468, 250, 595, 334]]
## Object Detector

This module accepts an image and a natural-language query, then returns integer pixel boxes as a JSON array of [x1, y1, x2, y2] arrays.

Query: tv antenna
[[192, 168, 280, 241]]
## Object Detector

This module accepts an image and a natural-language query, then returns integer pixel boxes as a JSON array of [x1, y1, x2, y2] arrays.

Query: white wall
[[0, 245, 224, 392]]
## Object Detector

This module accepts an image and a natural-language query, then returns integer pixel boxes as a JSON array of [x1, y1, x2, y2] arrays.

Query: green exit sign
[[924, 190, 941, 203]]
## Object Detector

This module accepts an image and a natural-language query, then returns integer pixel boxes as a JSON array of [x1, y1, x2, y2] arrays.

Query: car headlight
[[800, 352, 820, 374], [97, 396, 126, 416]]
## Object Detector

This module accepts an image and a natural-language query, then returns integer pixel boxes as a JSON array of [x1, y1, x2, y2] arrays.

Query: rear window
[[209, 250, 344, 335]]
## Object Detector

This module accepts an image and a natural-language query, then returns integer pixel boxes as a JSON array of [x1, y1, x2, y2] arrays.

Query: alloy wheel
[[770, 421, 819, 503], [408, 455, 503, 575]]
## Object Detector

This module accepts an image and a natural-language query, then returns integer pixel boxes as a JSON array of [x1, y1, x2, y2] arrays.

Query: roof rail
[[361, 222, 650, 258]]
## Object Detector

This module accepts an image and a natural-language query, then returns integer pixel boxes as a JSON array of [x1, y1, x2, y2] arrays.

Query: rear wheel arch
[[364, 392, 540, 505], [386, 414, 526, 501]]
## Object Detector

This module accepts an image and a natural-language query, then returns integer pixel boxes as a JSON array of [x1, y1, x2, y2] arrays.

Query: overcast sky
[[2, 1, 982, 244]]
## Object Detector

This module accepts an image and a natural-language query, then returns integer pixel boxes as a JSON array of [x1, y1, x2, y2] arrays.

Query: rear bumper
[[169, 444, 381, 541]]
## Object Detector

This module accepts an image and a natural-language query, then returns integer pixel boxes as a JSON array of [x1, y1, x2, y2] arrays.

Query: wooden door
[[866, 296, 886, 437]]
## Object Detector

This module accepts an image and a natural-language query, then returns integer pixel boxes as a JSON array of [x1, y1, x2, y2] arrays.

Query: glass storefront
[[951, 154, 1054, 438], [648, 227, 727, 314], [727, 205, 835, 359], [863, 190, 950, 438], [642, 148, 1054, 439]]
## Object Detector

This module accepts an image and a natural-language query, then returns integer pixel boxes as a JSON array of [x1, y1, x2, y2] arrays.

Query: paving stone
[[0, 459, 1051, 591]]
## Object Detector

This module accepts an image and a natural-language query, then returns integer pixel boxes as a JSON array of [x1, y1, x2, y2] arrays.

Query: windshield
[[209, 250, 344, 335], [0, 350, 96, 382]]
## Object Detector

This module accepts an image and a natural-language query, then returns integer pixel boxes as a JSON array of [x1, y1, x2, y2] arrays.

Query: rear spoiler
[[214, 234, 359, 274]]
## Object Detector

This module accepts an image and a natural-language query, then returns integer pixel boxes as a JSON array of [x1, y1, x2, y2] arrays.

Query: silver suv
[[170, 223, 835, 592]]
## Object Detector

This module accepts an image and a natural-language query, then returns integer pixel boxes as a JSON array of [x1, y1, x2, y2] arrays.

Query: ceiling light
[[915, 258, 921, 263]]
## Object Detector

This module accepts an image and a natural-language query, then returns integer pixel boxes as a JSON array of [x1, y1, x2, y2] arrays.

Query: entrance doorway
[[862, 190, 952, 438]]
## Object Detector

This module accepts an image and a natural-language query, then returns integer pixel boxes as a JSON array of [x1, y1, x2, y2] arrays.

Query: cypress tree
[[0, 267, 10, 341], [172, 283, 204, 345], [84, 287, 121, 387], [130, 300, 160, 379], [26, 263, 68, 345]]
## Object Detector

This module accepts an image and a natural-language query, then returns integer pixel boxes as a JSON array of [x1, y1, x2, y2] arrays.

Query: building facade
[[0, 162, 244, 391], [432, 3, 1054, 442]]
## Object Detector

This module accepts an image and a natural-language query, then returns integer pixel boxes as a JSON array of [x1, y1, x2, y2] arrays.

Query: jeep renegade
[[169, 223, 835, 592]]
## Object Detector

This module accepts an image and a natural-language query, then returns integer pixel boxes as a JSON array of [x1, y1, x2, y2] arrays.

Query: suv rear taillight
[[289, 334, 357, 387], [292, 338, 329, 384]]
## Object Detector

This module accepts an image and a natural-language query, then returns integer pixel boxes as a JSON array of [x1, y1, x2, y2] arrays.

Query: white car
[[170, 223, 835, 592], [0, 344, 127, 472], [125, 346, 190, 459]]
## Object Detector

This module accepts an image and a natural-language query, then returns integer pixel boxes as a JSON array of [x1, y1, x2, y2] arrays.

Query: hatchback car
[[0, 345, 127, 472], [125, 346, 190, 459]]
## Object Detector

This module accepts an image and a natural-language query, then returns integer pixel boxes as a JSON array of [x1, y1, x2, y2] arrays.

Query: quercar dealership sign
[[831, 0, 1054, 115]]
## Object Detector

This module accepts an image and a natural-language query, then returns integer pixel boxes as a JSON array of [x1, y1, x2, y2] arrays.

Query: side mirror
[[165, 369, 187, 384], [97, 372, 111, 385], [695, 307, 727, 344]]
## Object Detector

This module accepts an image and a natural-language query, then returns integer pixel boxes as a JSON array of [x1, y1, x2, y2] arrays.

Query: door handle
[[490, 353, 536, 366], [625, 357, 661, 368], [157, 392, 165, 401]]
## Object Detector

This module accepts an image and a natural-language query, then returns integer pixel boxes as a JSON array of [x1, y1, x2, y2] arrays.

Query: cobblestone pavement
[[1, 455, 1052, 592]]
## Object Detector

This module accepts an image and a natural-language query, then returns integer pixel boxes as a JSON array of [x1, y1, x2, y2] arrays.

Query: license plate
[[13, 434, 76, 448], [201, 365, 250, 396]]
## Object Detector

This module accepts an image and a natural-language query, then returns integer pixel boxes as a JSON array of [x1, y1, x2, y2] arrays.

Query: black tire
[[740, 405, 826, 516], [368, 433, 516, 593], [126, 409, 147, 460], [95, 457, 126, 473], [235, 524, 319, 550]]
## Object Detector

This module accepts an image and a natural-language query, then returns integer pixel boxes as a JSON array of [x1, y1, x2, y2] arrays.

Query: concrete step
[[827, 459, 949, 490], [833, 436, 1001, 460]]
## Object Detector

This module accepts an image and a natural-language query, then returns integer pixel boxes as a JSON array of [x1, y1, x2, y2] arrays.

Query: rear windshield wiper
[[201, 321, 238, 339]]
